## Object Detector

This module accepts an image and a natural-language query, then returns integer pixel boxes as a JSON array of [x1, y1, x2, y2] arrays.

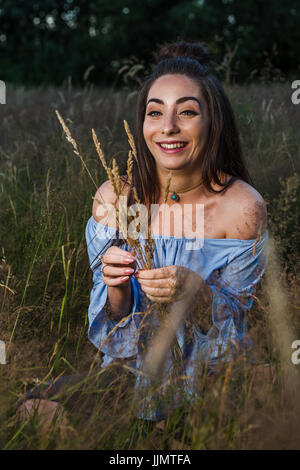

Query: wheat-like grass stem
[[124, 120, 137, 160], [164, 171, 172, 203], [55, 110, 98, 189]]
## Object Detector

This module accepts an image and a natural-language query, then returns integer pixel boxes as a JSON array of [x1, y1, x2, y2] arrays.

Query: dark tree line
[[0, 0, 299, 86]]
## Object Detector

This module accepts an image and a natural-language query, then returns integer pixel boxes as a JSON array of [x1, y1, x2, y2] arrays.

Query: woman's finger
[[135, 266, 174, 280], [137, 277, 176, 289], [102, 247, 135, 266], [146, 294, 171, 304], [102, 265, 135, 277], [102, 275, 130, 287], [141, 285, 171, 297]]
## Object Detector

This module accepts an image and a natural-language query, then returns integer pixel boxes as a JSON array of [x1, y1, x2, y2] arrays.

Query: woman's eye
[[147, 111, 162, 117], [180, 110, 198, 116]]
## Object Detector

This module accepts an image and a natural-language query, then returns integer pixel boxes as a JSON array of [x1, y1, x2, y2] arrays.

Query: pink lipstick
[[156, 141, 189, 154]]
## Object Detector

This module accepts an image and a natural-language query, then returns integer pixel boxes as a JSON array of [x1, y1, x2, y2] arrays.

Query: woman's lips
[[156, 142, 189, 154]]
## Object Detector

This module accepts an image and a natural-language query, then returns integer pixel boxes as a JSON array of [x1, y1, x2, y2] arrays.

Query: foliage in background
[[0, 0, 299, 87]]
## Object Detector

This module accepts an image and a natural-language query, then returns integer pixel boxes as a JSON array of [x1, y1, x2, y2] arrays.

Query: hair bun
[[155, 40, 211, 67]]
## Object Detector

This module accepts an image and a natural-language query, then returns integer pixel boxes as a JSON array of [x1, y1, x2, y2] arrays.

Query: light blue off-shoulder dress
[[85, 216, 269, 420]]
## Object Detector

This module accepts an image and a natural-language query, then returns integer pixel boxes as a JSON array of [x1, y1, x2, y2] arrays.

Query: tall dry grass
[[0, 82, 300, 449]]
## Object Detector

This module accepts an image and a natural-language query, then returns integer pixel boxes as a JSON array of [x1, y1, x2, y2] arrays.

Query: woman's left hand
[[134, 265, 192, 303]]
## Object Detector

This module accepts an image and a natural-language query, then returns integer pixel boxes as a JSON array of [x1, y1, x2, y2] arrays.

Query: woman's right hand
[[100, 246, 136, 287]]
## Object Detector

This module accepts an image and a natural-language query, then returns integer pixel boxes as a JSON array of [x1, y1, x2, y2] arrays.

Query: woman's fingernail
[[125, 268, 134, 274], [124, 257, 135, 263], [120, 276, 129, 282]]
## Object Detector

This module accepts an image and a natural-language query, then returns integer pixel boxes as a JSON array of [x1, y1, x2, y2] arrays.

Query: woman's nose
[[161, 113, 179, 135]]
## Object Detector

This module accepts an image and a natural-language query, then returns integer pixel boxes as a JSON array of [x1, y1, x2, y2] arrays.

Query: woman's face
[[143, 74, 209, 174]]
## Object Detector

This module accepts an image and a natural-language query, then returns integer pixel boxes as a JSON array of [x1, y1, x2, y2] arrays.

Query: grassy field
[[0, 82, 300, 449]]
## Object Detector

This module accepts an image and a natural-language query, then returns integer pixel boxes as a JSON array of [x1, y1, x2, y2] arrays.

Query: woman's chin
[[157, 159, 190, 172]]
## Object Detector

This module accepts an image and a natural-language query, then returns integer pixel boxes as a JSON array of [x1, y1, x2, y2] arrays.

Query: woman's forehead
[[147, 74, 202, 101]]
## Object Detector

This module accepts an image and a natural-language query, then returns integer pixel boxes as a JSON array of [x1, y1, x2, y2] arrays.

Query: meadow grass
[[0, 82, 300, 449]]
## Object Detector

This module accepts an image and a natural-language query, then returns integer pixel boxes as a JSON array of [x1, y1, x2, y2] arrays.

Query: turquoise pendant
[[171, 192, 180, 202]]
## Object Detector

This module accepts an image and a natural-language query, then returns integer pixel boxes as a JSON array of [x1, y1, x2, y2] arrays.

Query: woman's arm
[[86, 183, 141, 358], [222, 180, 268, 240], [92, 180, 136, 322], [106, 282, 133, 322]]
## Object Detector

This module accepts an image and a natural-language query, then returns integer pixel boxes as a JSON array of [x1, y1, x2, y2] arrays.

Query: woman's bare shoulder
[[222, 178, 267, 240], [92, 176, 130, 224]]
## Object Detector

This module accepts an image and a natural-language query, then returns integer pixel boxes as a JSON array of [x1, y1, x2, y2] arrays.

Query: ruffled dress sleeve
[[198, 233, 269, 367], [85, 217, 141, 362]]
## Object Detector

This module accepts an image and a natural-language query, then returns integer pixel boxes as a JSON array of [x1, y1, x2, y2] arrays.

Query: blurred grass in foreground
[[0, 82, 300, 449]]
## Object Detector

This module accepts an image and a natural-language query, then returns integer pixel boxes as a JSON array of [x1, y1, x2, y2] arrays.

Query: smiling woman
[[17, 40, 268, 432], [84, 40, 268, 421]]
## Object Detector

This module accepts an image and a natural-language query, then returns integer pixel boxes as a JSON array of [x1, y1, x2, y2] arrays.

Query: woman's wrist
[[106, 282, 132, 321]]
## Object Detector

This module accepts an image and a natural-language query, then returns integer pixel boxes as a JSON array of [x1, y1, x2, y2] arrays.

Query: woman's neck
[[158, 167, 201, 187], [157, 167, 204, 200], [156, 167, 232, 202]]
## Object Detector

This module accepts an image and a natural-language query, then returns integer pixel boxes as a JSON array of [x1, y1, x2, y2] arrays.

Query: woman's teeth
[[159, 142, 186, 149]]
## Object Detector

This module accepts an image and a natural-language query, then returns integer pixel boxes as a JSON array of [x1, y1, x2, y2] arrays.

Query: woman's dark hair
[[126, 40, 252, 208]]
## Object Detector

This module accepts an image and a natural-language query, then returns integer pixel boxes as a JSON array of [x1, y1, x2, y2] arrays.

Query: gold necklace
[[166, 180, 203, 202]]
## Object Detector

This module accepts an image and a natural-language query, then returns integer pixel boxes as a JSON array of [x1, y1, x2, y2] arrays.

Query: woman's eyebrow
[[147, 96, 202, 110]]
